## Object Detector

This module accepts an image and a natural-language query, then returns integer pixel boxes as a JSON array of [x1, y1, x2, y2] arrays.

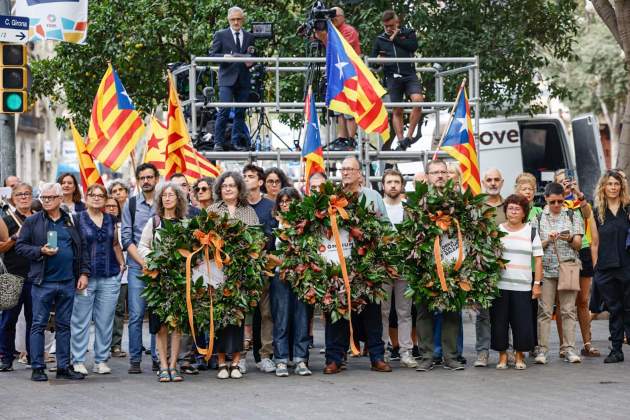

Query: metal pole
[[189, 56, 197, 140], [474, 55, 480, 166], [0, 0, 16, 183]]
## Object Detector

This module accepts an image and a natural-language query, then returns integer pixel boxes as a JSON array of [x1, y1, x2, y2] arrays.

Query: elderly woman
[[208, 171, 259, 379], [57, 173, 86, 214], [590, 170, 630, 363], [193, 177, 215, 209], [0, 183, 35, 371], [263, 167, 292, 202], [71, 184, 125, 375], [138, 182, 189, 382], [108, 180, 129, 209], [491, 194, 543, 370]]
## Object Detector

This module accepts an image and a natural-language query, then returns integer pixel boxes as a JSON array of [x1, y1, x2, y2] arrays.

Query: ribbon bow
[[327, 195, 360, 356], [429, 211, 464, 292], [179, 229, 230, 361]]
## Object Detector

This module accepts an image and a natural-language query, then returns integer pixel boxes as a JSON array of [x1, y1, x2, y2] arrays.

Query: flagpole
[[130, 149, 139, 193], [432, 78, 467, 160]]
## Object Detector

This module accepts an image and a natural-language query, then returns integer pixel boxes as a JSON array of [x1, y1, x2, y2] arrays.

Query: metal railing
[[186, 55, 480, 181]]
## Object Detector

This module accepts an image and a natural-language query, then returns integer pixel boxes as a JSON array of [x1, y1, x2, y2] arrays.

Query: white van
[[397, 113, 605, 200]]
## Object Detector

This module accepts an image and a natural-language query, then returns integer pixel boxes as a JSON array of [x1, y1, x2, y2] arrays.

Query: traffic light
[[0, 44, 27, 113]]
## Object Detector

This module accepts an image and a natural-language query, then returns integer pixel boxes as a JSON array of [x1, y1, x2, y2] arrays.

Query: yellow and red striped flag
[[144, 116, 168, 176], [87, 64, 145, 171], [165, 71, 190, 179], [71, 121, 104, 194]]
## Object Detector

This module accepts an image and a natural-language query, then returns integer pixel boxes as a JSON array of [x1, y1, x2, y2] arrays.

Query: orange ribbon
[[430, 212, 464, 292], [179, 229, 230, 361], [327, 195, 360, 356]]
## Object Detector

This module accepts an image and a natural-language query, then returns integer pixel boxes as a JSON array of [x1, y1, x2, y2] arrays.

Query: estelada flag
[[143, 116, 168, 176], [439, 84, 481, 195], [325, 21, 390, 142], [165, 71, 191, 179], [71, 121, 104, 194], [87, 64, 145, 171], [302, 85, 325, 194]]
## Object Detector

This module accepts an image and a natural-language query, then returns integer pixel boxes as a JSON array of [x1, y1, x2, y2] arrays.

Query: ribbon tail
[[434, 236, 448, 292], [330, 212, 360, 356], [205, 288, 215, 362], [185, 246, 210, 359], [453, 219, 464, 272]]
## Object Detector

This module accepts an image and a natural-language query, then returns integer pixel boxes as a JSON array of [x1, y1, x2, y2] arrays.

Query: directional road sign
[[0, 15, 29, 44]]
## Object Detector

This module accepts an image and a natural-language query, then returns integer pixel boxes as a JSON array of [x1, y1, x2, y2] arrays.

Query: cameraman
[[315, 7, 360, 150], [371, 10, 423, 151], [210, 6, 254, 152]]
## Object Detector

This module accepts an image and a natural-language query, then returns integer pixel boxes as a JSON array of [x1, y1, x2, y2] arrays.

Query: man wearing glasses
[[121, 163, 159, 374], [15, 182, 90, 381]]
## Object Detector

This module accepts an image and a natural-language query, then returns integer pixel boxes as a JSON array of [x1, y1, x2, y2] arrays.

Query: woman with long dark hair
[[56, 173, 85, 214]]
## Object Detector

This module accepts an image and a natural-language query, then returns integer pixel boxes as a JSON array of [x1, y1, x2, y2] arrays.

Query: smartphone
[[565, 169, 575, 181], [560, 230, 570, 236], [47, 231, 58, 249]]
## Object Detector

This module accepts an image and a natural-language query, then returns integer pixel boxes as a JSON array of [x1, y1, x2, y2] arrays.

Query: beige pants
[[258, 284, 274, 359], [381, 278, 413, 352], [537, 277, 578, 354]]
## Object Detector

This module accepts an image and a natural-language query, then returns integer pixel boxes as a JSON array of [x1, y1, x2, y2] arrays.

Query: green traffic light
[[3, 92, 23, 112]]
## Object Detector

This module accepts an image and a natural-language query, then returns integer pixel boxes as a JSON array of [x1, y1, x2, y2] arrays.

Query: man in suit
[[210, 6, 254, 151]]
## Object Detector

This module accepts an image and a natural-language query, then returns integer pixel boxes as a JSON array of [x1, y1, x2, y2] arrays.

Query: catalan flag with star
[[438, 83, 481, 194], [87, 64, 145, 171], [302, 85, 325, 194], [165, 71, 191, 179], [325, 21, 389, 141], [71, 121, 104, 194]]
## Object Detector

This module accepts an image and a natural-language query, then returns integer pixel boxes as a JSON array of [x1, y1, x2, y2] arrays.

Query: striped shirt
[[499, 223, 543, 291]]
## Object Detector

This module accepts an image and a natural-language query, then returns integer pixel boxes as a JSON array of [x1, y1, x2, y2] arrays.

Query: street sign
[[0, 15, 29, 44]]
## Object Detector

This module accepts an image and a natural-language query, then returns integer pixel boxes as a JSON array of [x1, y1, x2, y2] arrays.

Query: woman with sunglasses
[[71, 184, 125, 375], [590, 170, 630, 363], [193, 177, 214, 210]]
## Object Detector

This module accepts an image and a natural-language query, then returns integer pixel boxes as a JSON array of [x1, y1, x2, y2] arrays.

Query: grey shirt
[[121, 193, 155, 269]]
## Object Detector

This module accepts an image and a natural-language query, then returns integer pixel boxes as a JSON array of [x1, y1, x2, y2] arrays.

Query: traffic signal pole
[[0, 0, 15, 184]]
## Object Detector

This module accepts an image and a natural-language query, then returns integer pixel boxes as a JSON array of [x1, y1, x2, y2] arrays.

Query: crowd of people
[[0, 157, 629, 383]]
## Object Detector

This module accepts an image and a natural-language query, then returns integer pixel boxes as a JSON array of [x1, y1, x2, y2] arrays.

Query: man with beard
[[473, 168, 506, 368], [380, 169, 417, 368], [121, 163, 159, 374], [323, 156, 391, 374]]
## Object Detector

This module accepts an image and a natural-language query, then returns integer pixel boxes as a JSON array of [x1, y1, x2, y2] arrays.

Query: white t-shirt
[[384, 202, 404, 226], [499, 223, 543, 292]]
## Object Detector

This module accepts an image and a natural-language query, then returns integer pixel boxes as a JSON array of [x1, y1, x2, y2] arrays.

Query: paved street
[[1, 315, 628, 420]]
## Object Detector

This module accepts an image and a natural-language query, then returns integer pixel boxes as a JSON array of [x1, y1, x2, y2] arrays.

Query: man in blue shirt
[[121, 163, 159, 373], [16, 182, 90, 381]]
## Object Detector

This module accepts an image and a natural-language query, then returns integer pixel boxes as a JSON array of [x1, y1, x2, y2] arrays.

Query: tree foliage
[[32, 0, 578, 131]]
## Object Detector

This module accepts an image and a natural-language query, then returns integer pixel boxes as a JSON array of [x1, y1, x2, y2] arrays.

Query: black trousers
[[490, 289, 535, 352], [594, 268, 630, 352], [325, 303, 384, 364]]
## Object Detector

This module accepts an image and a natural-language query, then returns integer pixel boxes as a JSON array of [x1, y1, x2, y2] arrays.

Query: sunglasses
[[194, 186, 210, 192], [547, 199, 564, 205]]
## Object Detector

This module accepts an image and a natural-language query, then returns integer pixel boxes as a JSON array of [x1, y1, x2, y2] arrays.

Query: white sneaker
[[230, 366, 242, 379], [534, 353, 547, 365], [400, 351, 418, 368], [237, 359, 247, 374], [73, 363, 88, 375], [294, 361, 312, 376], [275, 362, 289, 377], [217, 365, 229, 379], [92, 362, 111, 374], [565, 351, 582, 363], [473, 351, 489, 367], [257, 357, 276, 373], [384, 350, 391, 363]]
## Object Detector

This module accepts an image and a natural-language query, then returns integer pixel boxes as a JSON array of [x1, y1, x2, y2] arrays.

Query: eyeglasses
[[139, 175, 155, 181], [266, 179, 281, 185], [279, 199, 292, 205], [40, 195, 60, 202], [14, 192, 32, 198], [105, 204, 118, 209], [221, 183, 237, 190], [428, 170, 448, 176], [161, 193, 177, 199], [194, 186, 209, 193], [340, 167, 359, 173], [547, 200, 564, 205], [88, 193, 106, 199]]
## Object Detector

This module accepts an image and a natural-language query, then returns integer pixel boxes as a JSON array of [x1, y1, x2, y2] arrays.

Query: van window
[[520, 122, 567, 185]]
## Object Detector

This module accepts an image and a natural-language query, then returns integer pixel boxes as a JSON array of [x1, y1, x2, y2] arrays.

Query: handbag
[[553, 241, 580, 291], [0, 257, 24, 310]]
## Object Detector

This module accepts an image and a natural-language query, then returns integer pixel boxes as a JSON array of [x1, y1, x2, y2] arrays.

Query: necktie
[[235, 32, 241, 52]]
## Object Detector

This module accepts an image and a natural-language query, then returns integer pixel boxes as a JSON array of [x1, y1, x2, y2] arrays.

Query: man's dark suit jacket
[[209, 28, 254, 87]]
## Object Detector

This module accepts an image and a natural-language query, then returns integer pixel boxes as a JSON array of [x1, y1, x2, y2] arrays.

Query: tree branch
[[592, 0, 623, 48]]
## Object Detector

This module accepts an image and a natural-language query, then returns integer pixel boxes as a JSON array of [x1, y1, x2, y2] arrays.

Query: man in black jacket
[[371, 10, 423, 150], [16, 182, 90, 382], [210, 6, 255, 151]]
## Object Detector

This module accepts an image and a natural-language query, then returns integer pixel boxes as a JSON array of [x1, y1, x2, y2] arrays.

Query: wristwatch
[[534, 280, 543, 286]]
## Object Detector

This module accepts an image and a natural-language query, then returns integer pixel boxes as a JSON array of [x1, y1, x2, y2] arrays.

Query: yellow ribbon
[[179, 229, 230, 362], [327, 195, 360, 356], [429, 212, 464, 292]]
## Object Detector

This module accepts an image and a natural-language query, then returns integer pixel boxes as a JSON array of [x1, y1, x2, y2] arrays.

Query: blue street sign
[[0, 15, 29, 43]]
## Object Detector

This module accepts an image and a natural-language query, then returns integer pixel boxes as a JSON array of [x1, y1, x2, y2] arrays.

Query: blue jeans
[[0, 282, 32, 364], [214, 84, 250, 147], [270, 274, 310, 363], [71, 275, 120, 363], [433, 311, 464, 358], [127, 266, 147, 363], [30, 280, 75, 370]]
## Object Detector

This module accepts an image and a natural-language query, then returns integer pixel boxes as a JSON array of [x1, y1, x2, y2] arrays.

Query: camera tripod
[[248, 106, 294, 151]]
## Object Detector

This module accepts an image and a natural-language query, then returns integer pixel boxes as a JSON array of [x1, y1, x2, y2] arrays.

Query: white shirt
[[384, 202, 404, 226]]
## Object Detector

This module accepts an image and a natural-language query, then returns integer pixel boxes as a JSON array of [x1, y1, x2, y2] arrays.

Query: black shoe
[[0, 361, 13, 372], [433, 356, 443, 365], [604, 350, 624, 363], [56, 367, 85, 380], [395, 137, 412, 151], [390, 347, 401, 361], [143, 346, 151, 355], [213, 144, 225, 151], [456, 355, 467, 365], [31, 368, 48, 382], [412, 345, 421, 359], [152, 359, 160, 372], [128, 362, 142, 374]]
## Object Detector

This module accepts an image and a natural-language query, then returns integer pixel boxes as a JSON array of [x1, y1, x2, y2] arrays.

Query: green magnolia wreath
[[276, 182, 398, 323], [398, 181, 506, 312], [142, 210, 268, 333]]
